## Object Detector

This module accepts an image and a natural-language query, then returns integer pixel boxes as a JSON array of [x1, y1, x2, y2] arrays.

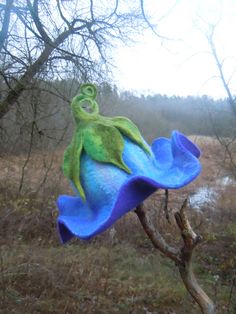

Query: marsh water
[[189, 176, 236, 210]]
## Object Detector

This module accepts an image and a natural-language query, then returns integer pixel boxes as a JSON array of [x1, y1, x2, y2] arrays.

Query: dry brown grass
[[0, 136, 236, 313]]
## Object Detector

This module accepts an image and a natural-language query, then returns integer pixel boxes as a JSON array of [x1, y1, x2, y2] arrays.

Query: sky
[[113, 0, 236, 99]]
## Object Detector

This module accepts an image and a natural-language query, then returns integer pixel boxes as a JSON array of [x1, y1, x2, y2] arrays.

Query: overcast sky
[[113, 0, 236, 99]]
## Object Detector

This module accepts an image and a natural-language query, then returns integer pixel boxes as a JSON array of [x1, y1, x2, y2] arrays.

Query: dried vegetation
[[0, 137, 236, 313]]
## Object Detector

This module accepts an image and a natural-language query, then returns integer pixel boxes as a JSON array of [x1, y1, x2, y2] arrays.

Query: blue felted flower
[[57, 84, 201, 243]]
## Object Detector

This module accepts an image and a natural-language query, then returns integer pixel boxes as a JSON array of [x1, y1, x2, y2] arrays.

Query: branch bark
[[206, 24, 236, 176], [0, 26, 86, 119], [135, 204, 180, 264], [135, 200, 215, 314], [208, 26, 236, 117], [0, 0, 14, 52], [0, 0, 152, 121], [175, 199, 215, 314]]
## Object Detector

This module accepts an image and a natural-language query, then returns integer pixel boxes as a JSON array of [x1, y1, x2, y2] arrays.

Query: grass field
[[0, 136, 236, 313]]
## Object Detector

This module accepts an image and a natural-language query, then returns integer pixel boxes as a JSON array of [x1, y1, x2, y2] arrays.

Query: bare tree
[[206, 24, 236, 116], [0, 2, 217, 313], [206, 23, 236, 176], [0, 0, 152, 155], [0, 0, 147, 120]]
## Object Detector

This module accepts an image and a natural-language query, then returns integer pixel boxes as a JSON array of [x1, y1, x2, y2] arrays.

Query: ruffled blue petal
[[57, 131, 201, 243]]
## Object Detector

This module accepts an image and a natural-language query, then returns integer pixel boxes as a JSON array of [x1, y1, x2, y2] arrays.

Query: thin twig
[[163, 189, 171, 224]]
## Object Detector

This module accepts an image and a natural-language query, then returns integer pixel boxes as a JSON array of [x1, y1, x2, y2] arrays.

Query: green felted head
[[63, 83, 150, 200]]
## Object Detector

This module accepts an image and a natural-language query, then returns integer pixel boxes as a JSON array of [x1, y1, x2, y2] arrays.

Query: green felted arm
[[63, 133, 86, 200], [62, 83, 149, 200], [83, 122, 131, 173], [109, 116, 150, 155]]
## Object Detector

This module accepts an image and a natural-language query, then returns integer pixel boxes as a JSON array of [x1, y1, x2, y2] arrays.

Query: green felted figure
[[63, 83, 150, 200]]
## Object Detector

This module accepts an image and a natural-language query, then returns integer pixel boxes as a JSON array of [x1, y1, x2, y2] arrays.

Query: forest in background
[[1, 79, 236, 154], [0, 1, 236, 312]]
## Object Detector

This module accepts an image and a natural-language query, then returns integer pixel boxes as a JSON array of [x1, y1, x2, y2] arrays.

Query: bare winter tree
[[0, 2, 217, 313], [0, 0, 149, 120], [206, 23, 236, 176], [0, 0, 154, 156]]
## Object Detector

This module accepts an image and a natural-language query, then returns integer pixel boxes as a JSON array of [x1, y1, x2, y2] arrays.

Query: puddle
[[189, 186, 217, 210], [189, 176, 236, 210], [216, 176, 236, 187]]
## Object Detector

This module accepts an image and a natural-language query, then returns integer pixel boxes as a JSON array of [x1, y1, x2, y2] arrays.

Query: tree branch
[[208, 26, 236, 117], [136, 199, 215, 314], [0, 25, 87, 119], [0, 0, 14, 52], [135, 204, 181, 264], [27, 0, 52, 44]]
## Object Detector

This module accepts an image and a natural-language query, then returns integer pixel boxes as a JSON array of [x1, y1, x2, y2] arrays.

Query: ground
[[0, 136, 236, 313]]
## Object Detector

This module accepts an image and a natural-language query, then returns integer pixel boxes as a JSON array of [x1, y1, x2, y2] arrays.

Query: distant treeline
[[98, 84, 236, 142], [0, 80, 235, 153]]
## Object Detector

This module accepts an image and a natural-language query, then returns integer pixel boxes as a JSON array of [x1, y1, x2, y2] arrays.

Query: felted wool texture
[[57, 130, 201, 243], [63, 83, 150, 200]]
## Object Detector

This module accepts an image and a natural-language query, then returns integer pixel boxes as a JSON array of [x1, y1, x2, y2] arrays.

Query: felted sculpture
[[57, 83, 201, 243]]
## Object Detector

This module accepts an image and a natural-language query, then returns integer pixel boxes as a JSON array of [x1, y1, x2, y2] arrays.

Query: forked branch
[[135, 198, 215, 314]]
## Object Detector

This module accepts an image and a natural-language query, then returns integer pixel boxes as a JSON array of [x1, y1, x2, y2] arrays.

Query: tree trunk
[[0, 29, 77, 119], [178, 247, 215, 314]]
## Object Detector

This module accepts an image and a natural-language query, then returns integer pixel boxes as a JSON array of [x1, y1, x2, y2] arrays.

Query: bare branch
[[90, 0, 94, 21], [27, 0, 52, 44], [0, 0, 14, 52], [0, 1, 151, 120], [0, 24, 87, 119], [174, 200, 215, 314], [175, 199, 200, 245], [207, 25, 236, 116], [136, 198, 215, 314], [140, 0, 172, 40], [163, 189, 171, 223], [135, 203, 181, 264], [56, 0, 71, 28]]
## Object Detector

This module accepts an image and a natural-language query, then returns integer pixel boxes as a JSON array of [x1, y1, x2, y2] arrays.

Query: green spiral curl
[[63, 83, 151, 200], [71, 83, 99, 123]]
